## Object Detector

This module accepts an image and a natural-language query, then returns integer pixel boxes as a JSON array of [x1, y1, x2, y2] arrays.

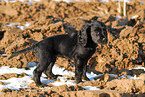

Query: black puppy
[[8, 21, 108, 86]]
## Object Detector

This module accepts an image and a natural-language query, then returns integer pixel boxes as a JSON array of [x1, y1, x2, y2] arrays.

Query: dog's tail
[[8, 43, 38, 59]]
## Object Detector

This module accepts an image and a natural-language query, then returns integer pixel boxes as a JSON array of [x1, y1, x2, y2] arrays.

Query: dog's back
[[9, 33, 77, 59], [40, 34, 77, 59]]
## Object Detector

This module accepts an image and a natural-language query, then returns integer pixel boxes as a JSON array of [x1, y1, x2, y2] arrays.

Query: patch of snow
[[133, 66, 145, 71], [100, 0, 130, 3], [2, 0, 41, 3], [5, 22, 31, 30], [41, 78, 55, 85], [82, 86, 100, 90], [130, 75, 140, 80], [5, 23, 21, 27], [132, 15, 139, 19], [0, 85, 5, 90], [17, 22, 31, 30], [87, 72, 104, 81], [0, 66, 27, 75], [51, 79, 76, 86], [0, 76, 33, 90], [109, 74, 118, 78], [1, 54, 7, 57], [52, 65, 75, 76]]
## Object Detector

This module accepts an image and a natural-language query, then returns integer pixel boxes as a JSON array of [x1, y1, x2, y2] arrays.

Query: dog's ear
[[78, 23, 90, 46], [63, 23, 77, 37]]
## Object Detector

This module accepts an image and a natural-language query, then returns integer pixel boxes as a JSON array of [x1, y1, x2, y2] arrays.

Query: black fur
[[8, 21, 108, 86]]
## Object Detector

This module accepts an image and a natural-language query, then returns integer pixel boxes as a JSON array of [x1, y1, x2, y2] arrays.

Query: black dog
[[8, 21, 108, 86]]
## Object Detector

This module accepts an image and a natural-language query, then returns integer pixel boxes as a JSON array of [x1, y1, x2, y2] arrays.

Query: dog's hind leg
[[44, 57, 60, 79], [33, 52, 53, 86], [33, 63, 42, 86]]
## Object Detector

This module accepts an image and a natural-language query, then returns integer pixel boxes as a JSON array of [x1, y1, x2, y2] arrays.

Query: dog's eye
[[96, 31, 100, 35]]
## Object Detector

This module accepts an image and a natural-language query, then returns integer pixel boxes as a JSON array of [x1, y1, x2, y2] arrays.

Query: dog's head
[[78, 21, 108, 46], [90, 21, 108, 44]]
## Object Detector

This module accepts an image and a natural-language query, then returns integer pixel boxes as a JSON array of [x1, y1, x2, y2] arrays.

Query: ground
[[0, 0, 145, 96]]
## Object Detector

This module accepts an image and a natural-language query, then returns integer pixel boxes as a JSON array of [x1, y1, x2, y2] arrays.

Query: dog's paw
[[36, 83, 48, 87], [82, 76, 90, 81], [35, 83, 42, 87], [46, 74, 62, 79], [76, 79, 83, 84], [51, 74, 62, 79]]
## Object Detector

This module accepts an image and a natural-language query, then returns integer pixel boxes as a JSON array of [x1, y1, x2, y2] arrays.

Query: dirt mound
[[106, 79, 145, 94], [0, 73, 27, 80], [89, 22, 145, 73], [0, 0, 145, 96]]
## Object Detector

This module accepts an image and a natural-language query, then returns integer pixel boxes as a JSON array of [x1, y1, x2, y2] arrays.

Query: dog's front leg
[[75, 59, 84, 84], [82, 61, 90, 81]]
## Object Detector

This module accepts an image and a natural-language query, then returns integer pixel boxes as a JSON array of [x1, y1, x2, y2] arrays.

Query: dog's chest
[[75, 46, 95, 59]]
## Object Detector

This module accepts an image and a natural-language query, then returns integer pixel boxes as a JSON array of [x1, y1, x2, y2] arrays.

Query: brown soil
[[0, 0, 145, 96]]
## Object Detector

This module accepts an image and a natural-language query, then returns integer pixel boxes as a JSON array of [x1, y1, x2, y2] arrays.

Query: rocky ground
[[0, 0, 145, 96]]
